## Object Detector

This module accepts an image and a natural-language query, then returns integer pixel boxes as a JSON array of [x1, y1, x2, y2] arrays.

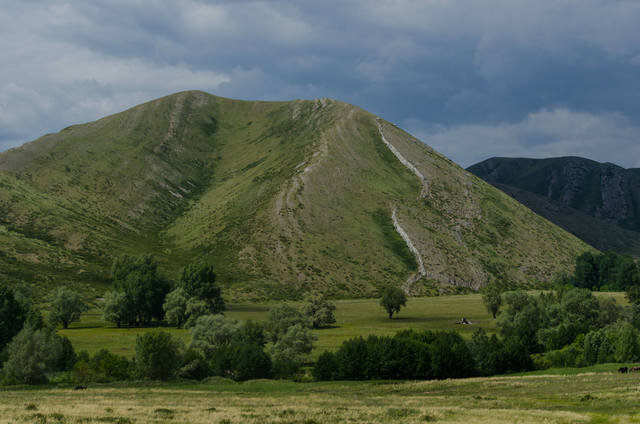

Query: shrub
[[163, 287, 189, 328], [178, 348, 210, 380], [72, 349, 130, 383], [0, 284, 27, 352], [189, 315, 240, 356], [265, 304, 310, 343], [210, 344, 271, 381], [270, 324, 316, 378], [3, 327, 76, 384], [134, 330, 182, 380], [313, 351, 338, 381]]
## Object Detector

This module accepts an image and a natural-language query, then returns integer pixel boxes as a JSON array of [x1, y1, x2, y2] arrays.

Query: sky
[[1, 0, 639, 168]]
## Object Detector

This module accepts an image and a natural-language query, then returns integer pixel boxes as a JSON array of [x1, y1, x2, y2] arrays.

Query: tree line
[[0, 254, 338, 384]]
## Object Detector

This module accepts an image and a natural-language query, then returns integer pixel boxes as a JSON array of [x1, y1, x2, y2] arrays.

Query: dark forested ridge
[[469, 157, 640, 256]]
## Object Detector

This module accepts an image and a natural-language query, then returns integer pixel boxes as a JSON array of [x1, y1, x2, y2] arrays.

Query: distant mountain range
[[468, 157, 640, 257], [0, 91, 591, 299]]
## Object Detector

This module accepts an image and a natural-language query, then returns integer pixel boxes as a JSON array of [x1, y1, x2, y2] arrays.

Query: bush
[[313, 351, 338, 381], [429, 331, 475, 379], [611, 322, 640, 362], [265, 304, 310, 343], [134, 330, 182, 380], [189, 315, 240, 356], [178, 349, 210, 380], [210, 343, 271, 381], [3, 327, 76, 384], [72, 349, 130, 383], [0, 284, 27, 352], [163, 287, 189, 328], [270, 324, 316, 378]]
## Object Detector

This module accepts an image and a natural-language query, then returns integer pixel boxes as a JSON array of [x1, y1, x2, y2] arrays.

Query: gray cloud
[[1, 0, 639, 167], [405, 109, 640, 168]]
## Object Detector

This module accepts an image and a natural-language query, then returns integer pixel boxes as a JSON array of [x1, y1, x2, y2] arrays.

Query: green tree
[[574, 252, 599, 289], [626, 285, 640, 304], [497, 290, 543, 353], [265, 303, 310, 342], [101, 290, 131, 328], [163, 287, 189, 328], [0, 284, 27, 352], [180, 261, 225, 313], [617, 257, 640, 291], [3, 326, 76, 384], [302, 292, 336, 329], [482, 282, 503, 318], [611, 322, 640, 362], [134, 330, 182, 381], [48, 288, 88, 329], [313, 351, 338, 381], [111, 255, 171, 325], [597, 296, 622, 327], [188, 315, 241, 356], [184, 297, 209, 328], [270, 324, 316, 377], [379, 286, 407, 319]]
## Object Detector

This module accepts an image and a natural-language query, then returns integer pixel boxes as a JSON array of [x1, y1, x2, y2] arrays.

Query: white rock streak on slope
[[392, 209, 427, 293], [377, 121, 429, 198], [377, 121, 429, 292]]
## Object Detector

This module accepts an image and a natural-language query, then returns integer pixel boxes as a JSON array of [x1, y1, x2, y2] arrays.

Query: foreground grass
[[60, 292, 628, 358], [2, 367, 640, 423]]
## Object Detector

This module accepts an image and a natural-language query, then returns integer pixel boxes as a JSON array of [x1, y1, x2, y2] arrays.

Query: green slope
[[0, 91, 593, 299]]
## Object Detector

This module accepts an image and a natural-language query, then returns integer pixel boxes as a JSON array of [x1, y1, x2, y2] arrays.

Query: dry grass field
[[2, 366, 640, 424]]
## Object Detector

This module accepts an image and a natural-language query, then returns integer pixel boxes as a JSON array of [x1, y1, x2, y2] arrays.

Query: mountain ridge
[[468, 156, 640, 256]]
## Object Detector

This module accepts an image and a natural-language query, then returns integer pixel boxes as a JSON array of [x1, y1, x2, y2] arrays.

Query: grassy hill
[[0, 91, 592, 299], [469, 157, 640, 257]]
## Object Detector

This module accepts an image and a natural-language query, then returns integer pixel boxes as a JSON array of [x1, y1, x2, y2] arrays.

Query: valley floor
[[59, 293, 628, 359], [2, 366, 639, 423]]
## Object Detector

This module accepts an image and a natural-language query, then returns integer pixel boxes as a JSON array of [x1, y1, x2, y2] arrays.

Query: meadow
[[59, 292, 627, 359], [2, 365, 640, 423]]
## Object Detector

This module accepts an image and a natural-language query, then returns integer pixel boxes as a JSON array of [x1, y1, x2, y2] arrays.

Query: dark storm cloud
[[1, 1, 639, 167]]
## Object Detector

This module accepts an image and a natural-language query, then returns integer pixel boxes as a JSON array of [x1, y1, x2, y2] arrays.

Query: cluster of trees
[[1, 260, 339, 384], [102, 255, 172, 327], [565, 251, 639, 291], [0, 283, 77, 385], [492, 288, 640, 368], [313, 328, 531, 381]]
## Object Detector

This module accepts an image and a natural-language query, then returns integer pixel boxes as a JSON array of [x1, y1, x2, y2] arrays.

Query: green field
[[2, 366, 640, 423], [59, 292, 628, 358]]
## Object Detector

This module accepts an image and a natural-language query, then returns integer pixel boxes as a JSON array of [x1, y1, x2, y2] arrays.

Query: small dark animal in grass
[[631, 366, 640, 372], [455, 317, 472, 325], [618, 367, 629, 373], [74, 385, 87, 390]]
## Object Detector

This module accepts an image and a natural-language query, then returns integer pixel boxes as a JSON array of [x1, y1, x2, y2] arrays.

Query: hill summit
[[0, 91, 590, 299]]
